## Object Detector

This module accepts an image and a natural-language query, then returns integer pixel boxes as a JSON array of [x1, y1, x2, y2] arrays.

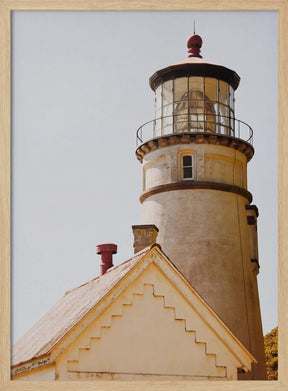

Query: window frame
[[179, 151, 195, 181]]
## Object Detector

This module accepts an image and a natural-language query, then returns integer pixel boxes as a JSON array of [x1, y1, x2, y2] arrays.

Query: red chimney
[[96, 243, 117, 275]]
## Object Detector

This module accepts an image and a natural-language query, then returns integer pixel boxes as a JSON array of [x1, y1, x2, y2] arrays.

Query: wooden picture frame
[[0, 1, 287, 390]]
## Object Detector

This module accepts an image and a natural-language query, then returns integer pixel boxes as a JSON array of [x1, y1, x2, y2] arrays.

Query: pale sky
[[11, 10, 278, 344]]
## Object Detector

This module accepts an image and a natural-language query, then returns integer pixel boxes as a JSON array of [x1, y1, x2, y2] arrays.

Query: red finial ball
[[187, 34, 203, 58]]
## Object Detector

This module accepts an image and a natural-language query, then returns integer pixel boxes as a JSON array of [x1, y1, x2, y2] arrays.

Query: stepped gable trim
[[67, 283, 227, 377], [53, 245, 256, 372], [149, 63, 240, 91], [136, 133, 254, 163], [139, 181, 253, 204], [150, 249, 256, 370]]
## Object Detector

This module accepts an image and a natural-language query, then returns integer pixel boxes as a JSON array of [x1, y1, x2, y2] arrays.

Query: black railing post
[[238, 120, 240, 138]]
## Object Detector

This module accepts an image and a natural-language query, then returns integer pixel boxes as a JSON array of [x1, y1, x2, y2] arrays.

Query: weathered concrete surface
[[142, 143, 247, 191], [140, 142, 266, 380]]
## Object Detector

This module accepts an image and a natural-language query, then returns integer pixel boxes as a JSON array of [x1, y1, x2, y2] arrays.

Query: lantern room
[[137, 34, 253, 146], [153, 76, 235, 136]]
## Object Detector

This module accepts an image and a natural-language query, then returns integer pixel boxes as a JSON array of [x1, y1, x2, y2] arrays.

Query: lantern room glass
[[153, 77, 235, 137]]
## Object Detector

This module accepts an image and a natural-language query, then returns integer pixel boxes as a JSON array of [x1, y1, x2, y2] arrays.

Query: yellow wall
[[55, 263, 244, 380]]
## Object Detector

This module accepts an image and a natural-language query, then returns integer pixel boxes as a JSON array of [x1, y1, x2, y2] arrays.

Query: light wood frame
[[0, 1, 287, 390]]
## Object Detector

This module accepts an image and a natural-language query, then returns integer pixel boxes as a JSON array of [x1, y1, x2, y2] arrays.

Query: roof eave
[[149, 63, 240, 91]]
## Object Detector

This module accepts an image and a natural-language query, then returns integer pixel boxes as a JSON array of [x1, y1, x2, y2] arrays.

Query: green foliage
[[264, 326, 278, 380]]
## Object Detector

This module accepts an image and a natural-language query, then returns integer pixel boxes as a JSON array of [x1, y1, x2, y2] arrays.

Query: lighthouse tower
[[136, 34, 266, 380]]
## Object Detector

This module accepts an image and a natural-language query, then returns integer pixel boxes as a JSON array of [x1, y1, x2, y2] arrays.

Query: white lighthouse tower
[[136, 34, 266, 380]]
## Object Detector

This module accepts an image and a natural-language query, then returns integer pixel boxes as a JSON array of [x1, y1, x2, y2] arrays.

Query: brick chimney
[[96, 243, 117, 275], [132, 225, 159, 254]]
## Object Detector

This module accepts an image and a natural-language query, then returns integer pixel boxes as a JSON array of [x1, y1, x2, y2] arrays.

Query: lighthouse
[[136, 34, 266, 380]]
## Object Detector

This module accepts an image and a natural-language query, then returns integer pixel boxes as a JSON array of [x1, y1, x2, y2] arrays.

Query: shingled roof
[[12, 246, 152, 367]]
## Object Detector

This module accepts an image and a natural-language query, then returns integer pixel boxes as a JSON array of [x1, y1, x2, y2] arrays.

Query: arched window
[[182, 155, 194, 180]]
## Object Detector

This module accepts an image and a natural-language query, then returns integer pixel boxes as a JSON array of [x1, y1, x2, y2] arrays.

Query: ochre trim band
[[139, 181, 252, 204]]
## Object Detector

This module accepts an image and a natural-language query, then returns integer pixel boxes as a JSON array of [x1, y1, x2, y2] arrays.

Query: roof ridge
[[64, 245, 155, 296]]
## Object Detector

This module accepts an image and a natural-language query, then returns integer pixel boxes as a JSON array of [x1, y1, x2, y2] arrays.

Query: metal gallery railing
[[136, 113, 253, 146]]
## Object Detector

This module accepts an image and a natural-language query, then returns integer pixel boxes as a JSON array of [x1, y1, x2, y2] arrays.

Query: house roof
[[12, 243, 256, 375], [12, 246, 151, 367]]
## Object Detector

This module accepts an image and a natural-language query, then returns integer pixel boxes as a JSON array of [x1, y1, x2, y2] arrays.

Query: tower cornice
[[136, 133, 254, 163]]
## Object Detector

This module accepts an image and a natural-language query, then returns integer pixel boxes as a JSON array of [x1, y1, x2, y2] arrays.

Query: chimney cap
[[132, 224, 159, 232], [132, 224, 159, 254], [96, 243, 117, 254]]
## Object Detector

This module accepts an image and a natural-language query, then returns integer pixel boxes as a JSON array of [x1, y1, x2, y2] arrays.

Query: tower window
[[182, 155, 193, 179]]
